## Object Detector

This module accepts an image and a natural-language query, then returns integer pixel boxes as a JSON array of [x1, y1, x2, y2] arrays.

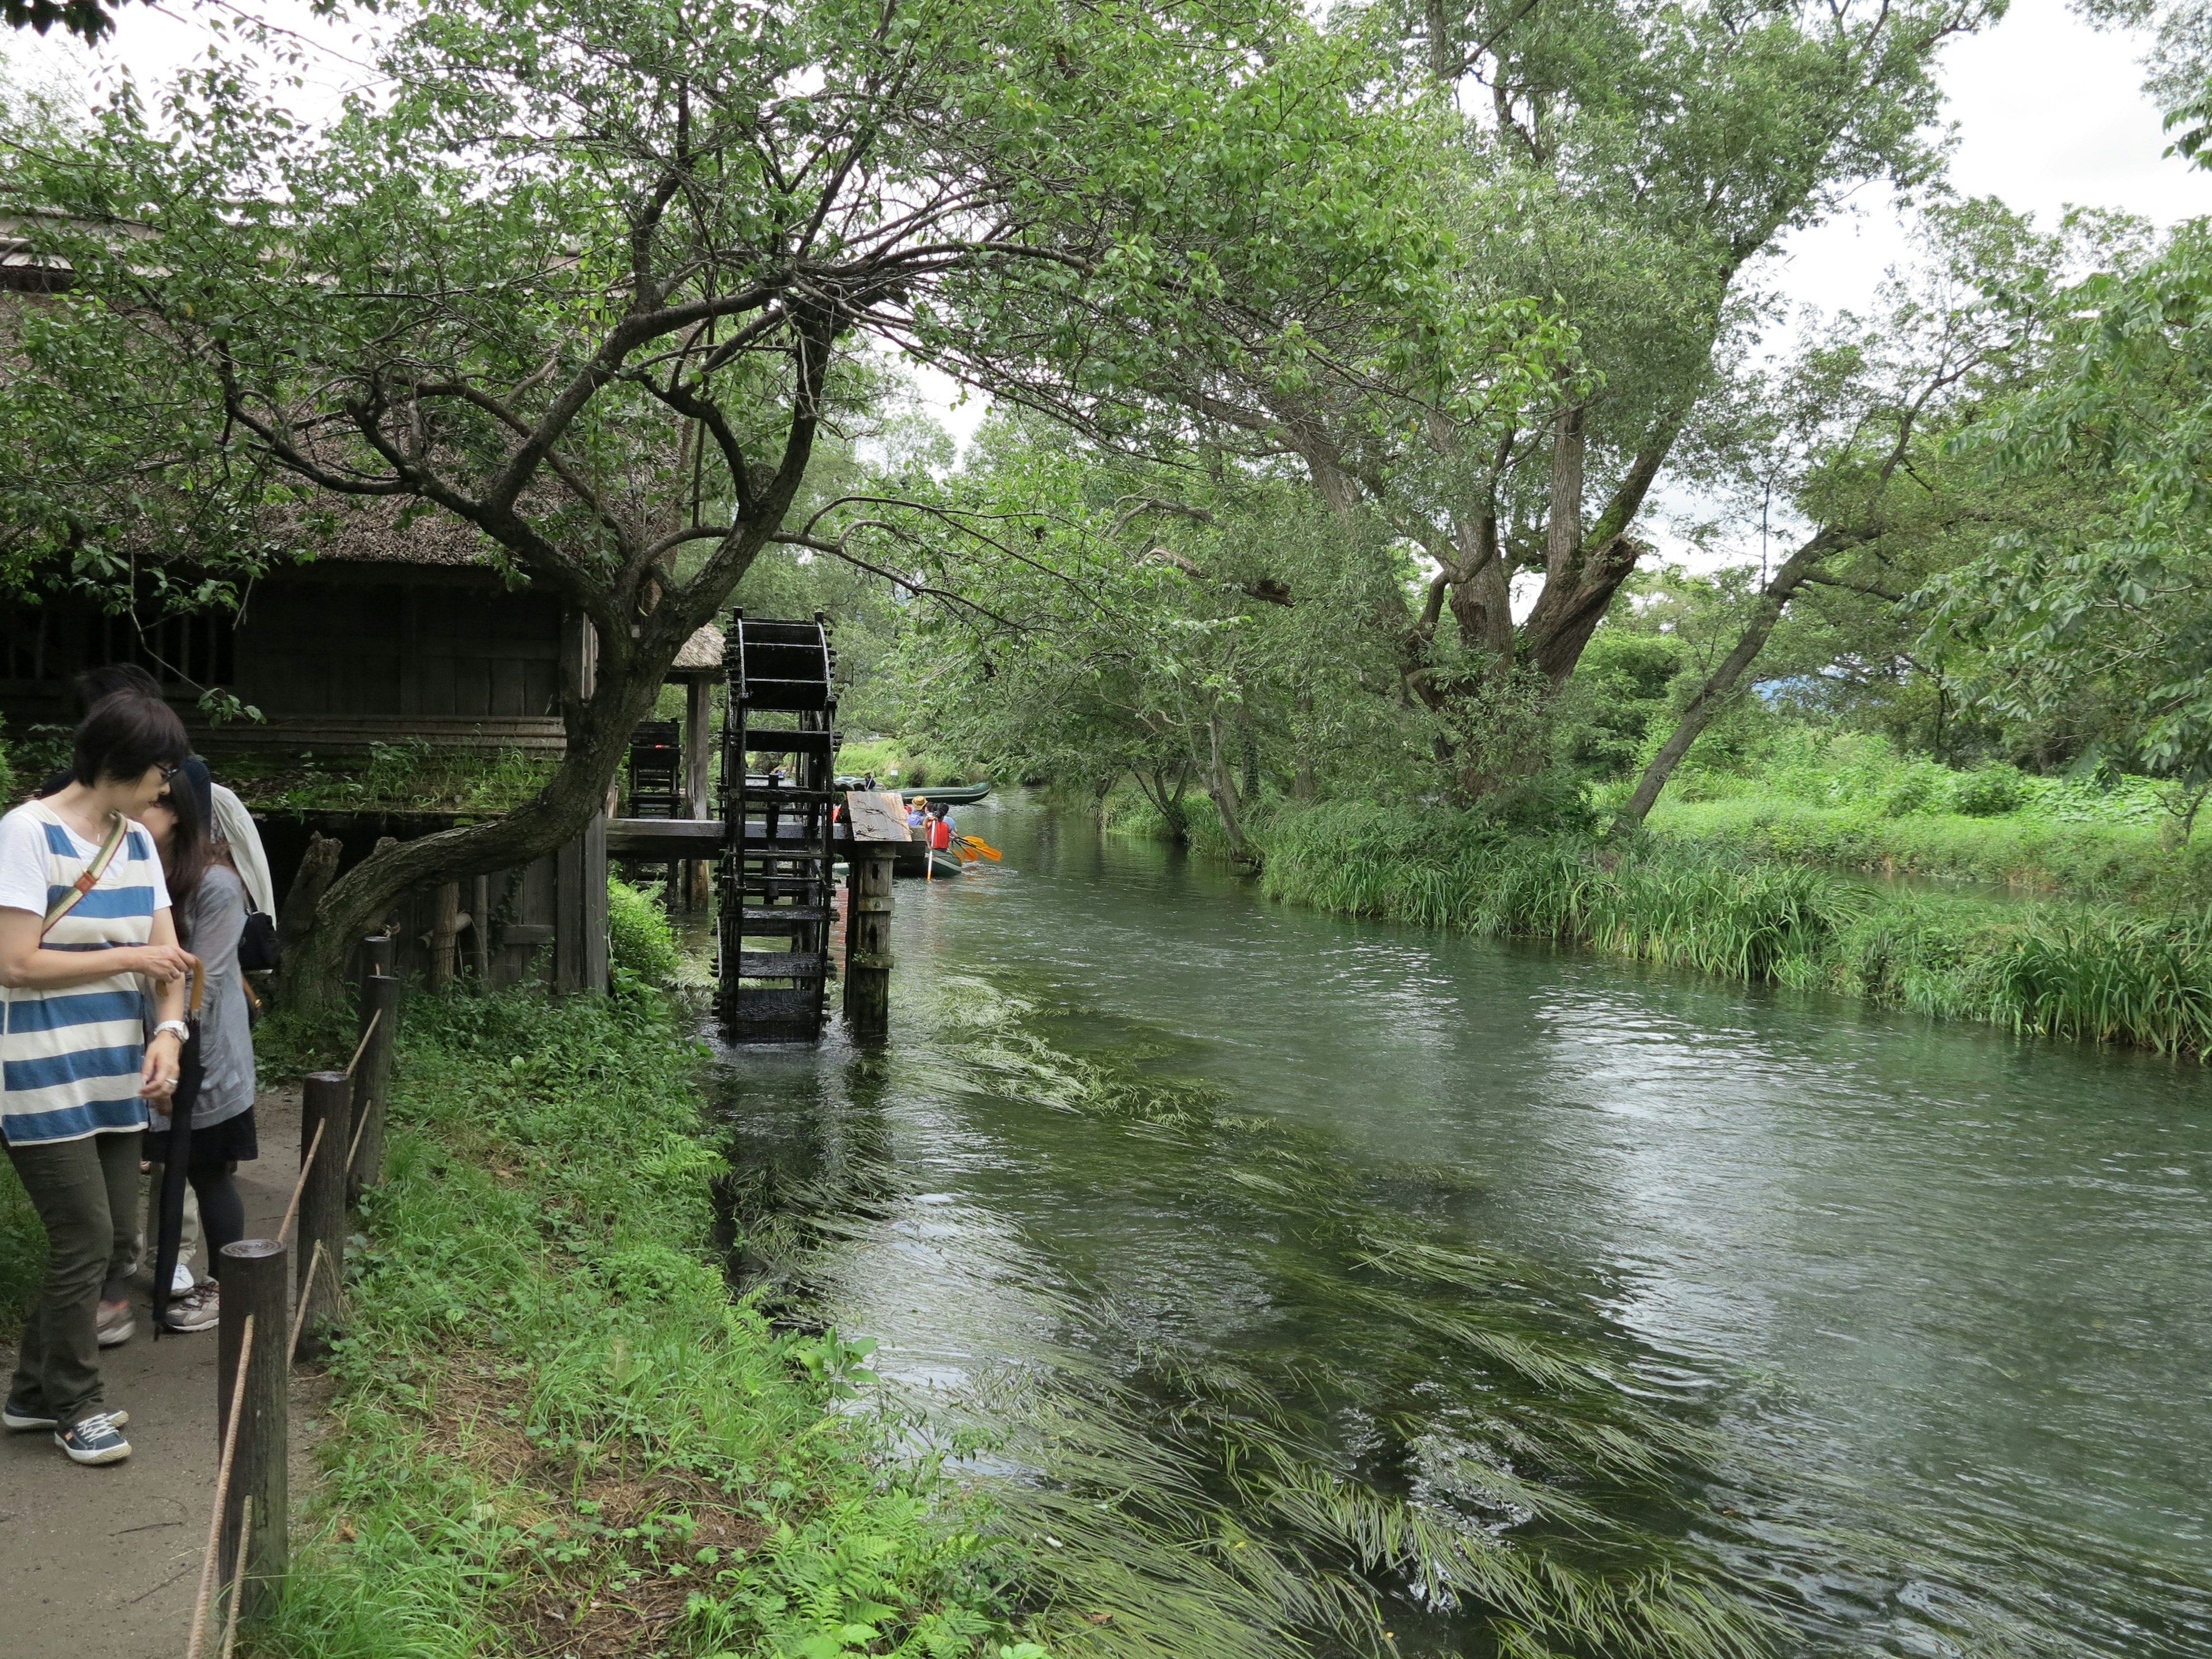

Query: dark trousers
[[6, 1129, 141, 1425]]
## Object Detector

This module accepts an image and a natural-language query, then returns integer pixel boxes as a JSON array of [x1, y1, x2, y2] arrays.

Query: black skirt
[[148, 1105, 258, 1171]]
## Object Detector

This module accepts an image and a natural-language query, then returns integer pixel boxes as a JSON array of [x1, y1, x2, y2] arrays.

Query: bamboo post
[[216, 1239, 288, 1623], [295, 1073, 349, 1362], [349, 974, 400, 1200], [843, 847, 895, 1036]]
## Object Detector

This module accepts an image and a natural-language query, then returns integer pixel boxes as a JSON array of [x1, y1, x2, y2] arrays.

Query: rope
[[287, 1238, 331, 1367], [344, 1007, 381, 1080], [184, 1312, 255, 1659], [217, 1497, 253, 1659], [277, 1118, 323, 1248]]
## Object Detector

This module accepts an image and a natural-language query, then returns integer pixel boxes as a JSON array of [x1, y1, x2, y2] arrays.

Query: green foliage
[[0, 714, 14, 805], [0, 1157, 42, 1341], [255, 985, 1036, 1658], [1256, 800, 2212, 1057], [213, 744, 553, 817], [607, 876, 684, 991]]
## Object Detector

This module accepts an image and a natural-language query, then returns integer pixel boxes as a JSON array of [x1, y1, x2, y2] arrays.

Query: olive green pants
[[5, 1128, 141, 1426]]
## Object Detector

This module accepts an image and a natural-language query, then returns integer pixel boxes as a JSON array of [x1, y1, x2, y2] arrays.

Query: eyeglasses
[[157, 762, 181, 783]]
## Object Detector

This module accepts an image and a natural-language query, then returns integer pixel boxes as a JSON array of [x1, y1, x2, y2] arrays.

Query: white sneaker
[[95, 1300, 134, 1349], [170, 1263, 195, 1296]]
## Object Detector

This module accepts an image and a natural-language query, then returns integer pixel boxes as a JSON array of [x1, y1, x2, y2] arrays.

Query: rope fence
[[184, 1313, 254, 1659], [173, 935, 397, 1653]]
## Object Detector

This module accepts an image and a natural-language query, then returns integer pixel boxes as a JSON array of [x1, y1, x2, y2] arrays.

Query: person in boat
[[906, 796, 927, 830], [927, 802, 956, 855]]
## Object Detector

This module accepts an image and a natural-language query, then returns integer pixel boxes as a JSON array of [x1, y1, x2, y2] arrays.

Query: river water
[[708, 797, 2212, 1658]]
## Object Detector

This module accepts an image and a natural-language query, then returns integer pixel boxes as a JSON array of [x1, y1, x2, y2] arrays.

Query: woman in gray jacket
[[140, 759, 255, 1334]]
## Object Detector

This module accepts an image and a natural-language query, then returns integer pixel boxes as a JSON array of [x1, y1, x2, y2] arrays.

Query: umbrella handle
[[183, 953, 204, 1016]]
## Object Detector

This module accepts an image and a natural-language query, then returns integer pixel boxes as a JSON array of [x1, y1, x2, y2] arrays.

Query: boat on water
[[831, 777, 994, 805]]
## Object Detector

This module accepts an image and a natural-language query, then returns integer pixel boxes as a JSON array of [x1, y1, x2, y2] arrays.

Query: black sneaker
[[3, 1400, 126, 1431], [54, 1412, 131, 1465]]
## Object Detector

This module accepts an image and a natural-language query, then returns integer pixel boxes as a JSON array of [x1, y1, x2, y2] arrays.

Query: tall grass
[[1258, 801, 2212, 1060]]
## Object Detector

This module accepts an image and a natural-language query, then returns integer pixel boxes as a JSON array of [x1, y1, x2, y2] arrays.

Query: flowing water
[[707, 798, 2212, 1658]]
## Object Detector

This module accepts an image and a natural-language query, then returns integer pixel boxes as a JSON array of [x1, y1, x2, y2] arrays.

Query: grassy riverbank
[[252, 979, 1045, 1659], [1103, 791, 2212, 1059]]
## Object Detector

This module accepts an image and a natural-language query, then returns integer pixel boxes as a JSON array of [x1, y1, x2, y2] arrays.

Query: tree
[[978, 0, 1993, 798], [1618, 202, 2065, 823], [2, 0, 1460, 1003]]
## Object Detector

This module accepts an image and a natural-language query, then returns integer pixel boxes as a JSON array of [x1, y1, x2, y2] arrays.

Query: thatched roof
[[297, 498, 499, 568], [672, 622, 724, 676]]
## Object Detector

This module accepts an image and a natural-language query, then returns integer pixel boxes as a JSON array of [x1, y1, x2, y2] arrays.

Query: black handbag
[[238, 910, 279, 973]]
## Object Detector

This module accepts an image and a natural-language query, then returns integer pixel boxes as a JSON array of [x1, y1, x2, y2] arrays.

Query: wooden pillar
[[843, 848, 895, 1036], [428, 882, 461, 991], [683, 673, 714, 908], [349, 973, 399, 1202], [471, 874, 492, 979], [295, 1073, 350, 1365], [216, 1237, 288, 1623]]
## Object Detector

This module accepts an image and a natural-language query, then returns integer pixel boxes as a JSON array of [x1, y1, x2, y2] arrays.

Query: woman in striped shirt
[[0, 694, 194, 1466]]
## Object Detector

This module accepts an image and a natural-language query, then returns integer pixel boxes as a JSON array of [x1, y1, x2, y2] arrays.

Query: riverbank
[[249, 981, 1045, 1659], [1109, 793, 2212, 1059]]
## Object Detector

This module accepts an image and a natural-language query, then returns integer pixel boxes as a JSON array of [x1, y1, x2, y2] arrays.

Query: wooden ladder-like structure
[[716, 611, 840, 1043]]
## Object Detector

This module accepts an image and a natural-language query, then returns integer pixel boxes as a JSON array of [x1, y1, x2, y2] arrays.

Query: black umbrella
[[150, 957, 205, 1340]]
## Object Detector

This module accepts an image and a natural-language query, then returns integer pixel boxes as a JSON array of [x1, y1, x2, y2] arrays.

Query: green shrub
[[607, 876, 683, 988], [1946, 764, 2029, 817]]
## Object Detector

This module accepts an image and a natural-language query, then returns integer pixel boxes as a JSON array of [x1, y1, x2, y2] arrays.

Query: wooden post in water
[[296, 1073, 350, 1363], [217, 1237, 289, 1623], [350, 973, 400, 1200], [841, 790, 908, 1037]]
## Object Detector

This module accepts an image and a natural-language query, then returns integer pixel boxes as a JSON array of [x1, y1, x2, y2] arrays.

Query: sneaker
[[53, 1412, 131, 1465], [3, 1401, 127, 1431], [160, 1281, 220, 1334], [170, 1263, 196, 1297], [95, 1300, 134, 1348]]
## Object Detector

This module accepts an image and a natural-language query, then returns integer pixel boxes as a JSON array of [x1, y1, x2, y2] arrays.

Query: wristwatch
[[153, 1020, 191, 1043]]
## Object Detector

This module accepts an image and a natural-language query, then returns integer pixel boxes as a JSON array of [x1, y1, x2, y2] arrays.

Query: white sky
[[7, 0, 2204, 471]]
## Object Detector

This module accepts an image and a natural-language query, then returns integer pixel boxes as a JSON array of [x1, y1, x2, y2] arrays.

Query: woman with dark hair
[[0, 692, 195, 1467], [138, 759, 255, 1335]]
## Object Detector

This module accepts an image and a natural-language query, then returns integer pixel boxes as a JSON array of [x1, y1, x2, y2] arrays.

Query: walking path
[[0, 1085, 317, 1659]]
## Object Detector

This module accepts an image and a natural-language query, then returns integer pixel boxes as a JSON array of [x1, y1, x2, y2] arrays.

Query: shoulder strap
[[40, 812, 131, 938]]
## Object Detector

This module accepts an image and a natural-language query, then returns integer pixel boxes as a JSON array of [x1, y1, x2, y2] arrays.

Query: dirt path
[[0, 1085, 321, 1659]]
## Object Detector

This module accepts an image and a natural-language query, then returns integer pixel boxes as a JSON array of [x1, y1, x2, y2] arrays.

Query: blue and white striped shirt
[[0, 801, 170, 1146]]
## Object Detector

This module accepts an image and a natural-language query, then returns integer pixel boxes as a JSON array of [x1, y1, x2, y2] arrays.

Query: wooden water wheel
[[716, 610, 840, 1042]]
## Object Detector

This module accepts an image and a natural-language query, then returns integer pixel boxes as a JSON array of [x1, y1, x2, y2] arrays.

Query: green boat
[[832, 777, 994, 805]]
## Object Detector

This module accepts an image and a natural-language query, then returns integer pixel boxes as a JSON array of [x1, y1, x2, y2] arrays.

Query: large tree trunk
[[1617, 529, 1855, 827]]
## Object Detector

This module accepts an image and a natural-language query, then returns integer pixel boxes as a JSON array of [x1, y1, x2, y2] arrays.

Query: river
[[707, 796, 2212, 1658]]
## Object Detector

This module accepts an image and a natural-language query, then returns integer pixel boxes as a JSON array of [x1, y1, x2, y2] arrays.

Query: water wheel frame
[[715, 609, 839, 1042]]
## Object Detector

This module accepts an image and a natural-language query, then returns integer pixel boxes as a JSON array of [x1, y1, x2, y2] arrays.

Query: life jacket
[[927, 816, 953, 851]]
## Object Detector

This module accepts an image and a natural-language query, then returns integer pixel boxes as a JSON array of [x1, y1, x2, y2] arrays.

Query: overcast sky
[[7, 0, 2206, 461]]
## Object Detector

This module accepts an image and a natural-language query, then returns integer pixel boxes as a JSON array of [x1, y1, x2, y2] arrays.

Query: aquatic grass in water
[[1256, 801, 2212, 1059], [718, 975, 1778, 1659]]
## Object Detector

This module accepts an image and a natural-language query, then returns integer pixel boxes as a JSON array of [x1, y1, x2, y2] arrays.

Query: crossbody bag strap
[[40, 812, 131, 939]]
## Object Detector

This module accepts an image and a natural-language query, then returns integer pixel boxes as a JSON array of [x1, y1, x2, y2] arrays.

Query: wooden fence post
[[361, 932, 393, 982], [296, 1073, 350, 1363], [349, 973, 400, 1201], [843, 848, 895, 1036], [217, 1238, 289, 1624]]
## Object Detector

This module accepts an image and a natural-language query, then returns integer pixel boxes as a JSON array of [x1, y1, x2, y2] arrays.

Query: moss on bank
[[253, 983, 1044, 1659]]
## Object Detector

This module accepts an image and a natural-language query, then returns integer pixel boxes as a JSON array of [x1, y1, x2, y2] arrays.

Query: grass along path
[[251, 984, 1045, 1659]]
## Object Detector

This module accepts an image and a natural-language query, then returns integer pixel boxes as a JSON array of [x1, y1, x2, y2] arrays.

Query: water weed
[[719, 976, 1778, 1659]]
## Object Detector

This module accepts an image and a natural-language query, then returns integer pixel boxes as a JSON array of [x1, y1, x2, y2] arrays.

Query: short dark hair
[[71, 691, 190, 786], [71, 663, 165, 719]]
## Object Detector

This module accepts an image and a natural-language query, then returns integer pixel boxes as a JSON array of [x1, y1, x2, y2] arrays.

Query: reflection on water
[[708, 798, 2212, 1657]]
